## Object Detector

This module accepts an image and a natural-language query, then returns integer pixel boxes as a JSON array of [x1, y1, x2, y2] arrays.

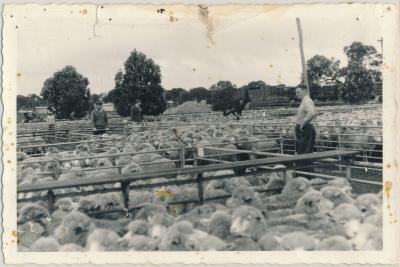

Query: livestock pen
[[18, 150, 367, 215], [16, 119, 384, 251], [17, 115, 383, 174]]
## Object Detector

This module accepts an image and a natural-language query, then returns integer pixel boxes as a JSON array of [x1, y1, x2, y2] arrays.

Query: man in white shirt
[[295, 86, 316, 154], [294, 86, 316, 175]]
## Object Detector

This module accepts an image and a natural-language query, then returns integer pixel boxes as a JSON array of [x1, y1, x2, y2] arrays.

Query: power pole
[[296, 18, 310, 96]]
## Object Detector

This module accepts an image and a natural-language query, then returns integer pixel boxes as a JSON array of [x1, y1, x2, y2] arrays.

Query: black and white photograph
[[2, 2, 399, 264]]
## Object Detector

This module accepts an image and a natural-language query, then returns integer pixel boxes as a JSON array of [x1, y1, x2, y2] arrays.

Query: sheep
[[76, 196, 102, 214], [158, 220, 195, 251], [135, 203, 168, 221], [262, 177, 311, 210], [185, 233, 227, 251], [351, 223, 382, 250], [58, 168, 86, 181], [115, 155, 132, 167], [85, 228, 121, 251], [266, 190, 336, 237], [124, 220, 149, 237], [75, 144, 90, 155], [128, 191, 156, 207], [230, 205, 266, 241], [91, 193, 124, 219], [17, 151, 29, 162], [238, 136, 278, 152], [310, 178, 328, 191], [363, 212, 382, 227], [258, 232, 281, 251], [321, 186, 353, 207], [226, 185, 263, 210], [59, 243, 84, 251], [204, 184, 228, 205], [45, 198, 75, 235], [30, 236, 60, 252], [142, 158, 176, 173], [17, 221, 46, 248], [177, 204, 228, 232], [148, 213, 175, 241], [316, 236, 353, 251], [125, 235, 158, 251], [179, 203, 227, 221], [122, 143, 136, 153], [54, 211, 94, 247], [332, 203, 364, 238], [377, 190, 383, 204], [207, 210, 232, 240], [294, 189, 334, 216], [276, 231, 316, 251], [131, 150, 156, 165], [326, 178, 352, 195], [121, 162, 142, 175], [226, 237, 261, 251], [333, 203, 364, 224], [354, 193, 380, 217], [17, 203, 50, 226]]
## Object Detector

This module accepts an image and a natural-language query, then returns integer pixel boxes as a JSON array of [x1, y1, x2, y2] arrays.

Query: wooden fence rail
[[18, 150, 360, 214]]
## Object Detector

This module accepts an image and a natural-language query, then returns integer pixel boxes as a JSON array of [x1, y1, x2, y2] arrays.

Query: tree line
[[17, 41, 382, 119]]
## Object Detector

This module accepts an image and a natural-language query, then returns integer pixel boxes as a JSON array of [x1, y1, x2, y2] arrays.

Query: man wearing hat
[[91, 99, 109, 135], [131, 99, 144, 123], [46, 110, 56, 142]]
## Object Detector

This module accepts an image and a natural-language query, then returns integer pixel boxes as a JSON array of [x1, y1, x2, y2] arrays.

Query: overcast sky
[[12, 4, 386, 95]]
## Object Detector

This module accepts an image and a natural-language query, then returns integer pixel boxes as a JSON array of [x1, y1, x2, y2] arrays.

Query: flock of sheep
[[17, 113, 383, 251]]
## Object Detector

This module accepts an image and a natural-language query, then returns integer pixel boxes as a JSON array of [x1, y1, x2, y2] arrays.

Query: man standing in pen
[[91, 99, 109, 135], [131, 99, 144, 123], [294, 86, 316, 174]]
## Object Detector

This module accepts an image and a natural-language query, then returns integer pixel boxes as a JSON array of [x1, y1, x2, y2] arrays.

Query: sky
[[11, 4, 387, 95]]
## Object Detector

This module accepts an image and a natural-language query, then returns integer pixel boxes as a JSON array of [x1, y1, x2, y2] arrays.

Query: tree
[[209, 81, 240, 111], [108, 50, 167, 116], [340, 42, 382, 103], [41, 66, 91, 119], [166, 88, 190, 104], [306, 55, 341, 100], [17, 94, 47, 110], [17, 95, 29, 110], [189, 87, 208, 103]]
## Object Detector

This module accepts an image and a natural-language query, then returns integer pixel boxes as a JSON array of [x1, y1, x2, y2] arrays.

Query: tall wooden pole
[[377, 37, 383, 55], [296, 18, 310, 96]]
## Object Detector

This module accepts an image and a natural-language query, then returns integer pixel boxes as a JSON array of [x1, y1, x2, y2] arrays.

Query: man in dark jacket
[[91, 100, 109, 135], [131, 99, 143, 123]]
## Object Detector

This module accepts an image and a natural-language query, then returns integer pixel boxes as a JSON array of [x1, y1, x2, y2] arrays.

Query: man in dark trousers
[[131, 99, 143, 123], [294, 86, 316, 175], [91, 100, 109, 135]]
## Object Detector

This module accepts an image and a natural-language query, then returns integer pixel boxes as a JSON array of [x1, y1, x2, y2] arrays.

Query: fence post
[[346, 164, 352, 179], [121, 181, 130, 210], [280, 133, 284, 154], [53, 159, 61, 179], [180, 146, 185, 168], [123, 122, 127, 138], [197, 173, 204, 205], [343, 156, 353, 179], [337, 126, 343, 173], [193, 149, 198, 167], [46, 190, 55, 214]]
